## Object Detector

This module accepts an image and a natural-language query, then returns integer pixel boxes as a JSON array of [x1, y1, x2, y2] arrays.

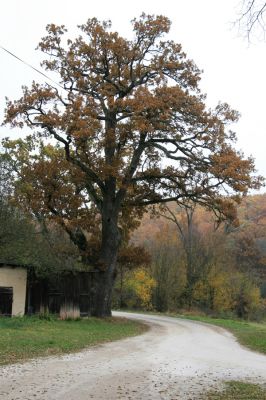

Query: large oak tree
[[3, 14, 261, 316]]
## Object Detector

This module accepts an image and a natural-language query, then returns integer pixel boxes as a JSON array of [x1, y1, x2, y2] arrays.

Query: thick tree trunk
[[92, 269, 116, 317], [92, 194, 121, 317]]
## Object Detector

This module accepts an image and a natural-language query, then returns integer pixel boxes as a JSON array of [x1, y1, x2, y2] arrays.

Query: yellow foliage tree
[[125, 268, 156, 310], [193, 265, 261, 317]]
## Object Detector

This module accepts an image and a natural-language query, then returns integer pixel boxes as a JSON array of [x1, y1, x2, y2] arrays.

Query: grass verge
[[175, 313, 266, 355], [205, 381, 266, 399], [0, 315, 147, 365]]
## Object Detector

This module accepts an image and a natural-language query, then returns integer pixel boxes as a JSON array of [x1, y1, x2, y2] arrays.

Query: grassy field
[[205, 381, 266, 399], [0, 315, 147, 365], [176, 313, 266, 354]]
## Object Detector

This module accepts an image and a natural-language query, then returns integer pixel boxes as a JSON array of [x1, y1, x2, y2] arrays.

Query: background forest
[[112, 195, 266, 320]]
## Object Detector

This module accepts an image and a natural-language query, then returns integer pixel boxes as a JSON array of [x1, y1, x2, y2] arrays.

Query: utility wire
[[0, 45, 66, 92]]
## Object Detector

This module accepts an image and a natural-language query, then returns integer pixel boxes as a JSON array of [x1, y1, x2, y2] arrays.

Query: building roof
[[0, 261, 27, 269]]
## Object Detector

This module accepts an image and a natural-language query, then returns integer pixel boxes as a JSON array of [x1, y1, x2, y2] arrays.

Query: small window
[[0, 287, 13, 316]]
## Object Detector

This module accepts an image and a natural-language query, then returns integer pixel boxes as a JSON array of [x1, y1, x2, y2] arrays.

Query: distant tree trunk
[[166, 205, 196, 308], [185, 207, 195, 308], [119, 263, 124, 309], [161, 204, 198, 308]]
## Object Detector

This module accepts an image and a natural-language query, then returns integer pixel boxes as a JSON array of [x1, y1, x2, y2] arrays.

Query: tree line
[[113, 196, 266, 319]]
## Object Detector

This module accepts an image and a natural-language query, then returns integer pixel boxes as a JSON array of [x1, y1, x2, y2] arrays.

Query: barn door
[[0, 287, 13, 316]]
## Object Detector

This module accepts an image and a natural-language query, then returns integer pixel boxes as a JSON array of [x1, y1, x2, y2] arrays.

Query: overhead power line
[[0, 45, 66, 91]]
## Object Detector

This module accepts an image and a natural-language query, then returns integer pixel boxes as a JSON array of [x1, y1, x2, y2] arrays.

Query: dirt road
[[0, 312, 265, 399]]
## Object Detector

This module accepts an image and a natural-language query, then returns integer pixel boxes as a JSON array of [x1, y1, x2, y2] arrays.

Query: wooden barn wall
[[26, 272, 97, 318]]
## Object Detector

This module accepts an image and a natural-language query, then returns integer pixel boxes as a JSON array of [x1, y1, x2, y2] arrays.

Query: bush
[[113, 267, 156, 310]]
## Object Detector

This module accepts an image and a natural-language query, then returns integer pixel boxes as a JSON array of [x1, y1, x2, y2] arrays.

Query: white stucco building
[[0, 264, 27, 316]]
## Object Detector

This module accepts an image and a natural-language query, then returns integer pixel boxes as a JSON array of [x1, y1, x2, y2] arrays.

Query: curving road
[[0, 312, 266, 399]]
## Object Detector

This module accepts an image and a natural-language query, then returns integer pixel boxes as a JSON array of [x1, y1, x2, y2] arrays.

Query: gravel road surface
[[0, 312, 265, 399]]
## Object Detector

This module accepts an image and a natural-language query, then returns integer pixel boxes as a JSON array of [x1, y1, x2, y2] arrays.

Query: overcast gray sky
[[1, 0, 266, 192]]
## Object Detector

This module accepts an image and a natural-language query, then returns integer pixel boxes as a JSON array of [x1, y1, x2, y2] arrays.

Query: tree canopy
[[3, 14, 262, 316]]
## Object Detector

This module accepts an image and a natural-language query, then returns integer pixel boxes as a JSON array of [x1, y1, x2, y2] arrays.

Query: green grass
[[205, 381, 266, 399], [175, 313, 266, 354], [0, 315, 147, 365]]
